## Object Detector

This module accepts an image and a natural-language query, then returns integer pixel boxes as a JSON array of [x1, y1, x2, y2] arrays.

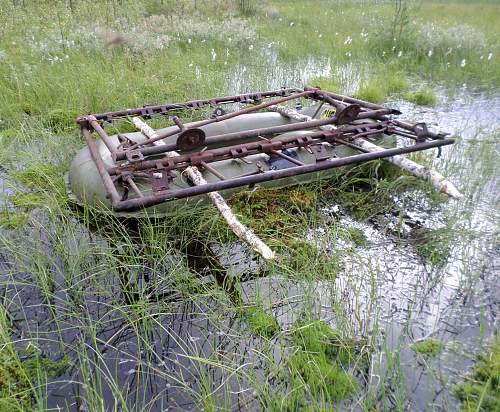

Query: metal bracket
[[310, 144, 330, 162]]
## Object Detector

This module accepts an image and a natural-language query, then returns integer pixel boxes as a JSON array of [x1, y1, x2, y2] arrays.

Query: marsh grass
[[0, 0, 498, 410]]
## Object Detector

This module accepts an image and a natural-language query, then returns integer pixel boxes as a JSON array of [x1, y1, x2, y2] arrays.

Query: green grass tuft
[[244, 306, 280, 339], [405, 87, 438, 106], [288, 351, 357, 401], [411, 339, 443, 357], [344, 227, 368, 247], [0, 211, 29, 230], [454, 338, 500, 411]]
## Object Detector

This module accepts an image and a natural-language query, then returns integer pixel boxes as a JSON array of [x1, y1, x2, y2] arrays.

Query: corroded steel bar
[[200, 161, 226, 180], [268, 149, 305, 166], [119, 89, 317, 156], [114, 138, 455, 212], [77, 88, 302, 123], [108, 122, 389, 176], [88, 116, 116, 155], [314, 89, 399, 113], [116, 107, 394, 161], [81, 126, 121, 205]]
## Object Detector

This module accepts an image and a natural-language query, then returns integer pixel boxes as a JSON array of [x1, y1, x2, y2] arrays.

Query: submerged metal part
[[70, 87, 452, 215]]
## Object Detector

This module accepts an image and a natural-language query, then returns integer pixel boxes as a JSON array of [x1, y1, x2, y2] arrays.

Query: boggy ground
[[0, 1, 499, 411]]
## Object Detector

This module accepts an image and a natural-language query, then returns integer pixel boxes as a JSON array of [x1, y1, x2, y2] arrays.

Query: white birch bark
[[269, 106, 463, 198], [131, 117, 275, 260]]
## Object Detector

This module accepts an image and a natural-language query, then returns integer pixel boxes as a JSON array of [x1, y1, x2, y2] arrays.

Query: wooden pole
[[131, 117, 275, 260]]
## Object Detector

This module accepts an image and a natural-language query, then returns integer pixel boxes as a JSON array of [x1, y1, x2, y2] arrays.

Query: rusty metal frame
[[76, 87, 452, 212]]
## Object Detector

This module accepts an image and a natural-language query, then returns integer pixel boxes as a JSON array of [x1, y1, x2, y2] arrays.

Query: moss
[[0, 345, 32, 410], [23, 354, 70, 381], [0, 129, 18, 139], [289, 351, 357, 401], [244, 306, 280, 339], [291, 320, 355, 365], [13, 164, 62, 190], [11, 164, 67, 208], [9, 192, 47, 210], [0, 211, 29, 230], [410, 226, 453, 267], [405, 87, 437, 106], [230, 187, 317, 240], [454, 338, 500, 411], [283, 239, 340, 279], [411, 339, 443, 357], [344, 227, 368, 247]]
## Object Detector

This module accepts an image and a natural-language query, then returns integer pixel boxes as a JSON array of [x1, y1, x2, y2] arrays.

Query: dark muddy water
[[0, 91, 498, 411]]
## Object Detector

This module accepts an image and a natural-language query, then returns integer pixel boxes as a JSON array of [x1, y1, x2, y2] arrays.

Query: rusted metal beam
[[81, 126, 121, 205], [114, 138, 454, 212], [77, 87, 302, 124]]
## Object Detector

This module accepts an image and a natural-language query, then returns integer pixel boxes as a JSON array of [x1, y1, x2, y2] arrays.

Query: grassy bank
[[0, 0, 499, 410]]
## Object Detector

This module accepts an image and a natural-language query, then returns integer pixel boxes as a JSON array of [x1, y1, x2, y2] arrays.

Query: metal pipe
[[81, 126, 121, 205], [94, 88, 302, 121], [108, 122, 390, 176], [114, 138, 454, 212], [120, 89, 317, 155], [200, 161, 226, 180], [315, 89, 401, 114], [88, 116, 116, 155], [124, 176, 144, 198], [116, 108, 392, 161], [268, 149, 305, 166]]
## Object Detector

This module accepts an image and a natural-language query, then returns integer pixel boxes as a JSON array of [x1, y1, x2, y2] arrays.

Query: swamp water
[[0, 82, 498, 410]]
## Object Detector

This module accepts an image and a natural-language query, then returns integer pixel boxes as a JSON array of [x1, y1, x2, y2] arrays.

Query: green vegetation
[[243, 306, 280, 338], [411, 339, 443, 357], [344, 227, 368, 248], [406, 87, 438, 106], [287, 320, 358, 403], [455, 338, 500, 411], [410, 226, 454, 267], [0, 211, 29, 230]]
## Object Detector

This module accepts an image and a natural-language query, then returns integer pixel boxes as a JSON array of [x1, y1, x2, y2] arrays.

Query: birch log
[[131, 117, 275, 260], [269, 106, 463, 199]]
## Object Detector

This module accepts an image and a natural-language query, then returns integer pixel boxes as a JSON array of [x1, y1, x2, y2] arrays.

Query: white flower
[[318, 34, 322, 38], [487, 52, 493, 60], [460, 58, 466, 67], [427, 49, 433, 57], [187, 38, 191, 44], [289, 21, 295, 27], [397, 50, 402, 57], [343, 36, 352, 45], [480, 55, 484, 60], [248, 44, 253, 51], [211, 48, 217, 61]]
